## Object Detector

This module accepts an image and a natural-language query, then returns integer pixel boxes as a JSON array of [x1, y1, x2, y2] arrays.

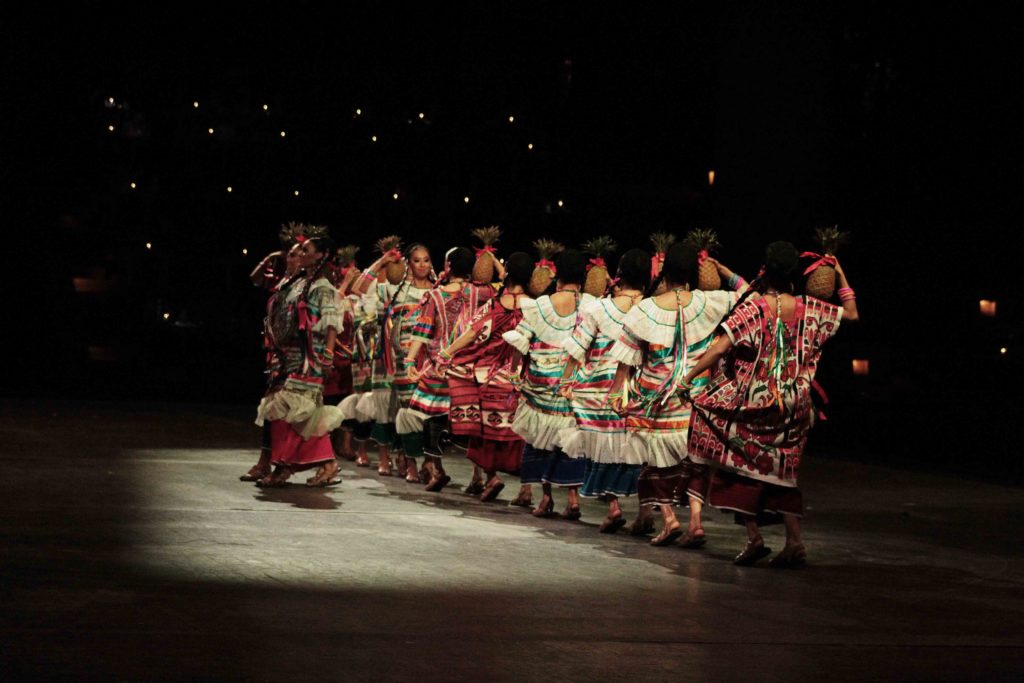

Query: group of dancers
[[241, 222, 859, 568]]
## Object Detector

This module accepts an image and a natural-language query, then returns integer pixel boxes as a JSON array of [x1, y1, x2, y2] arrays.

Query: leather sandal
[[678, 529, 707, 549], [734, 537, 772, 566], [768, 544, 807, 569]]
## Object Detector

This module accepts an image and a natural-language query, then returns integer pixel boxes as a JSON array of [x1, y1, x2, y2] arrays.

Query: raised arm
[[834, 259, 859, 322]]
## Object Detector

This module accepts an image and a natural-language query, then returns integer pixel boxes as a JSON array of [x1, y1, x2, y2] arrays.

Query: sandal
[[531, 498, 556, 518], [509, 492, 534, 508], [256, 466, 292, 488], [424, 473, 451, 492], [239, 464, 271, 482], [464, 480, 485, 496], [355, 454, 371, 468], [734, 537, 772, 566], [479, 479, 505, 502], [768, 543, 807, 569], [306, 463, 343, 488], [377, 461, 394, 477], [650, 524, 683, 547], [678, 528, 707, 549], [627, 518, 656, 536], [598, 514, 626, 534], [561, 505, 581, 521]]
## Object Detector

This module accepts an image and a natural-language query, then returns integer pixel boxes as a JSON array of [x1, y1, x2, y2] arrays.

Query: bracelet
[[727, 273, 745, 290], [838, 287, 856, 302], [402, 357, 416, 366], [361, 269, 377, 281], [438, 348, 453, 361]]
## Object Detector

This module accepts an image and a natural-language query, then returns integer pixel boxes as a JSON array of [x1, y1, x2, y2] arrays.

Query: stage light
[[419, 112, 425, 119], [527, 143, 534, 150], [263, 104, 269, 111], [464, 196, 470, 204], [108, 97, 115, 104], [193, 101, 199, 109], [393, 193, 399, 200], [280, 131, 286, 138], [708, 170, 716, 186], [852, 359, 870, 376], [371, 135, 378, 142], [163, 313, 170, 320], [980, 300, 997, 316], [226, 186, 233, 193], [294, 190, 300, 197], [107, 125, 115, 132], [509, 115, 515, 123], [130, 182, 137, 189], [355, 108, 362, 116], [1001, 347, 1008, 355], [557, 199, 564, 208], [208, 128, 214, 135], [242, 248, 248, 255], [146, 242, 152, 250]]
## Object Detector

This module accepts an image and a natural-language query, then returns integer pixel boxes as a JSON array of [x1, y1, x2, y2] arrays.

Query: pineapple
[[336, 244, 360, 269], [376, 235, 405, 285], [649, 232, 677, 295], [529, 238, 564, 296], [805, 225, 850, 300], [471, 225, 501, 283], [685, 228, 723, 290], [581, 235, 618, 297]]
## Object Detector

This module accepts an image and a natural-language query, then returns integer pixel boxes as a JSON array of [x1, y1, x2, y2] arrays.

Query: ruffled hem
[[607, 340, 641, 366], [624, 430, 691, 469], [340, 393, 373, 422], [558, 427, 639, 464], [511, 403, 575, 450], [356, 388, 396, 423], [502, 329, 531, 354], [561, 336, 587, 364], [255, 389, 345, 439], [312, 311, 344, 334]]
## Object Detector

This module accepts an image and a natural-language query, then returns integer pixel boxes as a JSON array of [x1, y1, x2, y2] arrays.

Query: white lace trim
[[558, 427, 639, 464], [520, 293, 595, 347], [511, 403, 575, 450], [621, 291, 739, 347]]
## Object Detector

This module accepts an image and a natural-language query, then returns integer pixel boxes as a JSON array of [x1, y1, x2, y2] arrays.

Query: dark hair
[[616, 248, 650, 291], [555, 248, 587, 287], [446, 246, 475, 278], [764, 240, 799, 292], [662, 242, 698, 289], [405, 242, 430, 260], [503, 252, 534, 288]]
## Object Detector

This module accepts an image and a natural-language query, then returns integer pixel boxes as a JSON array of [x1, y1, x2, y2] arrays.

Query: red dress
[[446, 299, 526, 474]]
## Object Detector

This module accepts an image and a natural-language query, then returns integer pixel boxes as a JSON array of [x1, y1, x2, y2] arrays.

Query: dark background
[[3, 2, 1019, 479]]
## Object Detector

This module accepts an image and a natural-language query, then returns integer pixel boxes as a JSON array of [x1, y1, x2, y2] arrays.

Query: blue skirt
[[520, 444, 585, 487], [581, 461, 641, 498]]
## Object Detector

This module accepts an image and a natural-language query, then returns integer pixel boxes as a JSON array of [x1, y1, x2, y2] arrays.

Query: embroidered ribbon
[[765, 297, 788, 415], [801, 251, 837, 276], [650, 252, 665, 280], [586, 257, 606, 272], [474, 245, 497, 257]]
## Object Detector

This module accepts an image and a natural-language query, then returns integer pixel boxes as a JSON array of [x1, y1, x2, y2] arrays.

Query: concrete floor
[[1, 400, 1023, 682]]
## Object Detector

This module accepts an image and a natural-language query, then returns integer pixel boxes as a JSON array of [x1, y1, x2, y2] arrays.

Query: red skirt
[[705, 469, 803, 523], [270, 420, 336, 470], [467, 437, 523, 475], [449, 374, 519, 440]]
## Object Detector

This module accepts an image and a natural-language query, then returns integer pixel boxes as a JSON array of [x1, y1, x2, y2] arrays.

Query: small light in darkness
[[145, 242, 152, 250], [107, 125, 115, 132], [130, 182, 137, 189], [418, 112, 425, 120], [371, 135, 378, 142], [193, 101, 199, 109], [393, 193, 399, 200], [464, 196, 470, 204], [226, 186, 233, 193], [280, 131, 286, 138], [208, 128, 214, 135], [508, 115, 515, 123], [163, 313, 170, 320], [557, 199, 564, 208], [527, 143, 534, 150], [294, 190, 300, 197], [242, 248, 248, 255], [262, 104, 269, 111]]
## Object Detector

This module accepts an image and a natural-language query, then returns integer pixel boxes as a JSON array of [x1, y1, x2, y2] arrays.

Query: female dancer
[[558, 248, 650, 533], [503, 249, 594, 519], [684, 242, 858, 567], [437, 252, 531, 501], [399, 247, 494, 490], [240, 239, 304, 481], [607, 242, 746, 546], [351, 243, 434, 475], [255, 235, 346, 487]]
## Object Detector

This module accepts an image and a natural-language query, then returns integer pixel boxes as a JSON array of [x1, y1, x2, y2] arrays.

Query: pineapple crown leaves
[[649, 232, 677, 254], [279, 221, 329, 244], [471, 225, 502, 246], [813, 225, 851, 255], [581, 235, 618, 258], [336, 244, 360, 267], [532, 238, 565, 260], [375, 234, 403, 254], [684, 228, 722, 253]]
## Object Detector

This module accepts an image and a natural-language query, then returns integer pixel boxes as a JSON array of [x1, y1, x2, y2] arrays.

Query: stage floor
[[1, 400, 1022, 681]]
